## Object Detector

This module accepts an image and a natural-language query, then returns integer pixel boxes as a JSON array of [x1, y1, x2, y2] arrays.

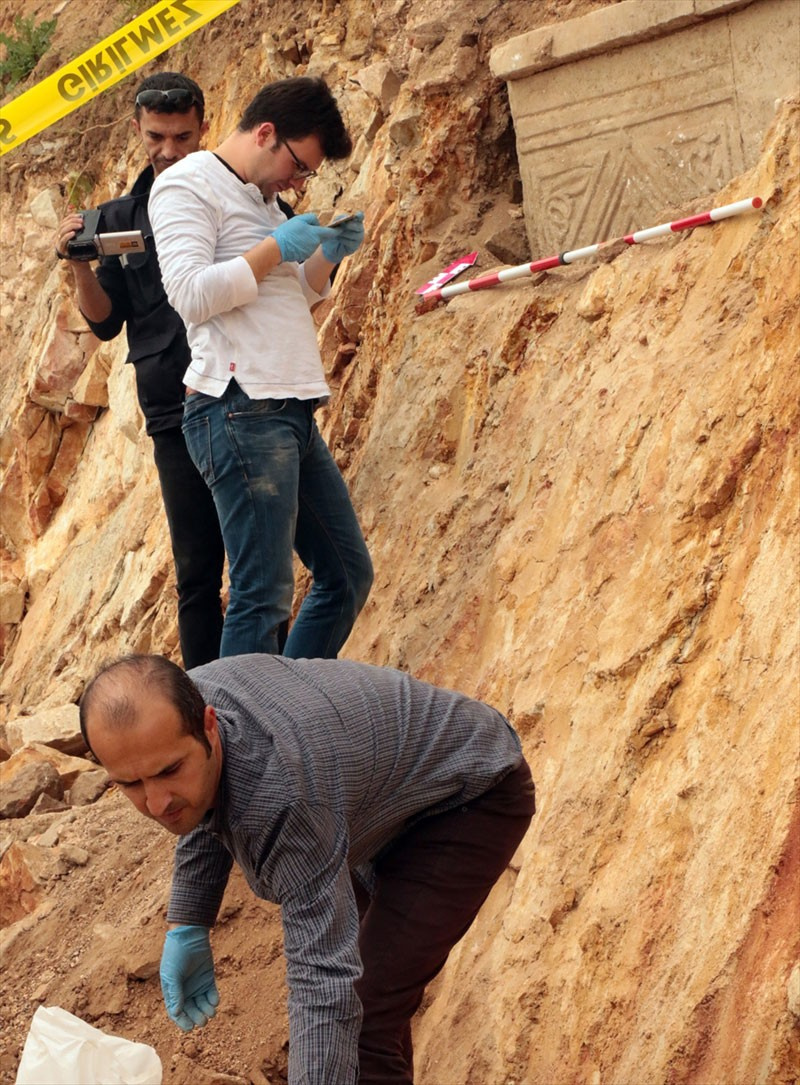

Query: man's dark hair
[[238, 76, 352, 160], [79, 654, 209, 756], [134, 71, 206, 125]]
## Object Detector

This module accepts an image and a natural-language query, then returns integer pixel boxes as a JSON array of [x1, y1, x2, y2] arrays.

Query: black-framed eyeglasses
[[135, 88, 199, 110], [281, 138, 317, 180]]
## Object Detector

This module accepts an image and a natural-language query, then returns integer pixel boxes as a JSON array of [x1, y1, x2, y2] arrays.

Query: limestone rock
[[0, 841, 66, 926], [0, 756, 63, 819], [30, 302, 94, 408], [106, 343, 144, 443], [62, 400, 100, 423], [6, 705, 84, 757], [29, 792, 70, 815], [30, 421, 91, 533], [70, 349, 110, 409], [67, 768, 111, 807], [354, 60, 403, 114], [24, 743, 97, 790], [0, 577, 26, 624], [124, 947, 161, 982], [34, 818, 68, 848], [58, 844, 89, 867], [485, 221, 531, 267], [576, 262, 618, 320], [29, 187, 61, 230], [408, 19, 447, 51]]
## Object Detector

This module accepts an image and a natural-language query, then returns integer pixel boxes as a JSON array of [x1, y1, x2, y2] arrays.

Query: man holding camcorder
[[54, 73, 225, 669]]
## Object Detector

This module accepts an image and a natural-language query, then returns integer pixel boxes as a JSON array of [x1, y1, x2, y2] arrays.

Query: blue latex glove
[[321, 211, 365, 263], [271, 212, 333, 263], [160, 925, 219, 1032]]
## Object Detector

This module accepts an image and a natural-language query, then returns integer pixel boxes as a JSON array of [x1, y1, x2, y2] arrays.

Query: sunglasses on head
[[135, 88, 198, 109]]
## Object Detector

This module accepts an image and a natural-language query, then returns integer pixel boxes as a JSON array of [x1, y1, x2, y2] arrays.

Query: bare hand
[[54, 212, 86, 259]]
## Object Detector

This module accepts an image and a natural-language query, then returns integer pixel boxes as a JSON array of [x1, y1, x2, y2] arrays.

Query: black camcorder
[[67, 209, 146, 261]]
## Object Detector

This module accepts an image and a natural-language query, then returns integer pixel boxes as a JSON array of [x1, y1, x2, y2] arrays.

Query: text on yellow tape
[[0, 0, 240, 156]]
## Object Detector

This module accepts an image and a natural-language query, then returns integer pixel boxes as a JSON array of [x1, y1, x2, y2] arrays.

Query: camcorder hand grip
[[66, 209, 145, 261]]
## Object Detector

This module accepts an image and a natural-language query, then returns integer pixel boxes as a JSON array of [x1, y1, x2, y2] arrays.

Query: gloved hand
[[321, 211, 365, 263], [160, 925, 219, 1032], [271, 212, 332, 264]]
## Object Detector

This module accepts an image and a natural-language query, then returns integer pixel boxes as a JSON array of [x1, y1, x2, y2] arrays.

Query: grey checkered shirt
[[167, 654, 524, 1084]]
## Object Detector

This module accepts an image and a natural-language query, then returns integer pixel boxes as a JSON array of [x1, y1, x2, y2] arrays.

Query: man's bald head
[[80, 654, 209, 757]]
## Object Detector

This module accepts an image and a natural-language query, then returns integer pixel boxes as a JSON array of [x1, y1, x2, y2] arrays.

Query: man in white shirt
[[149, 77, 372, 659]]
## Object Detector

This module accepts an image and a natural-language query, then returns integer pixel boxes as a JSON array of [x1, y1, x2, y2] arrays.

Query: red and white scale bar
[[427, 197, 763, 303]]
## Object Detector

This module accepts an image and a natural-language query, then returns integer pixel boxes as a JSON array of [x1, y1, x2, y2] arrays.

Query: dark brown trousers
[[353, 758, 536, 1083]]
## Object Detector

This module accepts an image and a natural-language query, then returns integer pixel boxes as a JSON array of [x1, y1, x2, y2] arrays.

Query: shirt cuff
[[299, 265, 332, 307]]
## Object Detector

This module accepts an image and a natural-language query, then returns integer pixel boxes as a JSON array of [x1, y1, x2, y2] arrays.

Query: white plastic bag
[[16, 1005, 162, 1085]]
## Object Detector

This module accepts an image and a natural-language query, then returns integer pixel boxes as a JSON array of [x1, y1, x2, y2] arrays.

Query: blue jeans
[[182, 383, 373, 658]]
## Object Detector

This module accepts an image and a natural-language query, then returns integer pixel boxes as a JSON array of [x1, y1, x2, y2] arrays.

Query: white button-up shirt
[[149, 151, 331, 400]]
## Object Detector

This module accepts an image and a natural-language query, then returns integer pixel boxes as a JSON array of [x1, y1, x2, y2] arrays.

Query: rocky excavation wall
[[1, 1, 798, 1083]]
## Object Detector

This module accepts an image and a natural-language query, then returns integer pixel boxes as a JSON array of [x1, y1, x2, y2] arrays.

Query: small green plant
[[0, 15, 57, 95], [66, 171, 96, 210]]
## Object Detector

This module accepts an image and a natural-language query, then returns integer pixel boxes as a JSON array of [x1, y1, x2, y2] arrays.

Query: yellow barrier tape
[[0, 0, 240, 156]]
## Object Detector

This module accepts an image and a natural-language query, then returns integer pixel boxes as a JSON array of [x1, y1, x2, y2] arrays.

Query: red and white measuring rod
[[422, 197, 763, 305]]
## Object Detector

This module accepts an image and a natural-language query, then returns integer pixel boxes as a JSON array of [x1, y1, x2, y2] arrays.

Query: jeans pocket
[[182, 414, 215, 486], [227, 397, 288, 419]]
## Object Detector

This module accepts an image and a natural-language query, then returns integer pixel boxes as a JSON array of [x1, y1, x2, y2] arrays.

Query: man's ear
[[203, 705, 219, 746], [200, 119, 210, 140], [255, 121, 276, 146], [131, 117, 141, 138]]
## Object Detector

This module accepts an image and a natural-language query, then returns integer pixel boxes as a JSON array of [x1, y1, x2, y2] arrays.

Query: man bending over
[[80, 653, 536, 1083]]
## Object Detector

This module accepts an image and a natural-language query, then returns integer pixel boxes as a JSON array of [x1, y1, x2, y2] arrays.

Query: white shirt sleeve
[[298, 263, 332, 308], [149, 168, 259, 327]]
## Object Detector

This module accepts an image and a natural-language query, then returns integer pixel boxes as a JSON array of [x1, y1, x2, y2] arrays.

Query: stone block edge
[[490, 0, 756, 80]]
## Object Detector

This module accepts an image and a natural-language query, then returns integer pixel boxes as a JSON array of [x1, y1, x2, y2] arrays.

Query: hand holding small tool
[[321, 210, 365, 263]]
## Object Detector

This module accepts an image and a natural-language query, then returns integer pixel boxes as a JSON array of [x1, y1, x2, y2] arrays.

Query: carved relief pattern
[[525, 115, 740, 254]]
